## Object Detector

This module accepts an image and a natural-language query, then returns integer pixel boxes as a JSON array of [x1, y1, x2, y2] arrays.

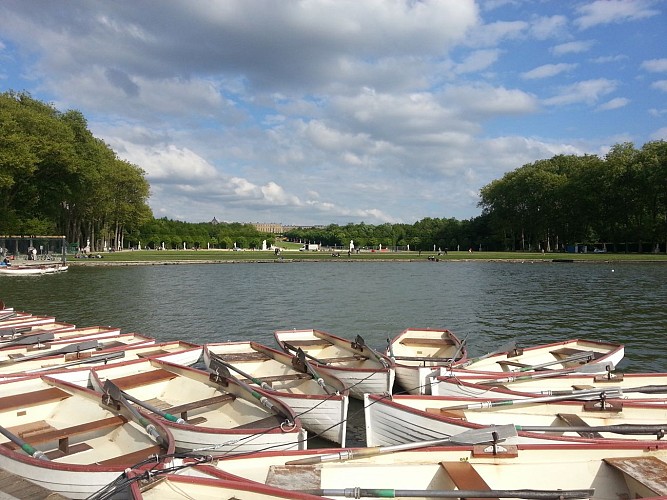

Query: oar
[[282, 341, 327, 364], [0, 326, 32, 338], [209, 353, 272, 391], [25, 351, 126, 373], [436, 388, 624, 411], [208, 354, 295, 425], [102, 379, 168, 444], [109, 382, 186, 424], [447, 333, 468, 363], [476, 361, 613, 385], [352, 335, 390, 368], [305, 488, 594, 499], [0, 425, 49, 460], [0, 331, 55, 346], [545, 384, 667, 396], [456, 340, 517, 368], [293, 348, 333, 394], [0, 339, 100, 366], [0, 311, 17, 321], [513, 351, 599, 372], [285, 424, 518, 465], [516, 423, 667, 436]]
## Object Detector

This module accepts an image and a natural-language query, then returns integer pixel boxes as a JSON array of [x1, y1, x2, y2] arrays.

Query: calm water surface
[[2, 260, 667, 446], [2, 260, 666, 371]]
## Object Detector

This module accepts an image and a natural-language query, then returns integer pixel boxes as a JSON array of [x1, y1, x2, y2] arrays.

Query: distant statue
[[262, 240, 267, 251], [349, 240, 354, 251]]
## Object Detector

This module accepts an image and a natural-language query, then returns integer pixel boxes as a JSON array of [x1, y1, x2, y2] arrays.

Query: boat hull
[[204, 342, 349, 445], [193, 443, 667, 499]]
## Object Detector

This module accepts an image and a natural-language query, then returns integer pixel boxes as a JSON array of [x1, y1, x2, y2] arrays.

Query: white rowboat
[[0, 375, 174, 499], [204, 341, 349, 445], [364, 392, 667, 447], [195, 441, 667, 499], [88, 357, 308, 456], [274, 328, 394, 399], [387, 327, 467, 395], [440, 338, 625, 378]]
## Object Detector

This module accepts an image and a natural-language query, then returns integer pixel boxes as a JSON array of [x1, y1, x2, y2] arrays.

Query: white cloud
[[521, 63, 577, 80], [0, 1, 662, 225], [574, 0, 660, 29], [552, 40, 595, 56], [596, 97, 630, 111], [642, 59, 667, 72], [454, 49, 502, 74], [543, 79, 618, 107], [651, 80, 667, 92], [529, 15, 568, 40]]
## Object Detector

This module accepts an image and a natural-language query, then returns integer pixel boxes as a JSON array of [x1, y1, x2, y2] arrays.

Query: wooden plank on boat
[[550, 348, 600, 360], [399, 337, 455, 346], [282, 339, 332, 348], [166, 393, 235, 419], [233, 415, 284, 430], [110, 369, 177, 390], [603, 456, 667, 495], [0, 387, 71, 412], [556, 413, 603, 438], [319, 355, 367, 363], [439, 461, 498, 500], [96, 444, 163, 466], [3, 415, 128, 449], [211, 351, 270, 362], [0, 468, 69, 499], [250, 373, 311, 383], [266, 465, 320, 490]]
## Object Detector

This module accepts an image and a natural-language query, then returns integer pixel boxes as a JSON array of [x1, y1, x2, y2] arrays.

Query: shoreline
[[64, 257, 667, 267]]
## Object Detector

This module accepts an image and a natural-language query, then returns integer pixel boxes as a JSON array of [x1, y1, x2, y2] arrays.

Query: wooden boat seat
[[550, 348, 601, 361], [211, 351, 271, 362], [3, 415, 128, 457], [392, 355, 457, 362], [233, 414, 285, 430], [439, 461, 498, 500], [109, 369, 178, 390], [603, 456, 667, 496], [556, 413, 603, 438], [282, 339, 332, 348], [95, 444, 163, 466], [399, 338, 456, 346], [0, 387, 71, 412], [166, 393, 236, 420], [266, 465, 320, 489]]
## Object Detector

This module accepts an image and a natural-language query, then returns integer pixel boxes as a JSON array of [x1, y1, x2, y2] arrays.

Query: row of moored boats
[[0, 302, 665, 499]]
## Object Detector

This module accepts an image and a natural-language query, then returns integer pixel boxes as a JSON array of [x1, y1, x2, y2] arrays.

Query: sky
[[1, 1, 666, 226]]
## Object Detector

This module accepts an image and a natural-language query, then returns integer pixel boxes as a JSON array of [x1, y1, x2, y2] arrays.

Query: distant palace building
[[253, 222, 283, 233], [209, 217, 320, 233]]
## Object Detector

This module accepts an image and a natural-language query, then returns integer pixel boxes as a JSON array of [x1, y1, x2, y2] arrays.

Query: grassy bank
[[66, 249, 667, 265]]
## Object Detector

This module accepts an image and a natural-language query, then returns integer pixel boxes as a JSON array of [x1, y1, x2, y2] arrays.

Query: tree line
[[2, 91, 665, 253], [0, 91, 152, 250], [479, 142, 667, 253]]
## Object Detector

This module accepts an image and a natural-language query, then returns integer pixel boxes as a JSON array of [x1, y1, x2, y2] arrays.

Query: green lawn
[[68, 249, 667, 264]]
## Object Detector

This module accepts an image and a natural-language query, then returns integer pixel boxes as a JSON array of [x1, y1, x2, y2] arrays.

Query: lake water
[[2, 261, 666, 445]]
